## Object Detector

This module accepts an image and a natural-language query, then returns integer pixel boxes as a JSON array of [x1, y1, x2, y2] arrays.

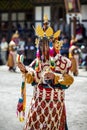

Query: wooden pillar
[[69, 17, 72, 38], [8, 0, 12, 41], [69, 15, 77, 38], [73, 16, 76, 37]]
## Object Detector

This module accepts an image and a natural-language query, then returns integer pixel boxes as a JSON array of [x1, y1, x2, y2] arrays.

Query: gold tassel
[[54, 75, 60, 84], [25, 73, 34, 84]]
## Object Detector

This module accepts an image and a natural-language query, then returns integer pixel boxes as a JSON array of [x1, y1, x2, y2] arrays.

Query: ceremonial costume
[[23, 54, 73, 130], [17, 15, 74, 130], [7, 31, 19, 72], [69, 36, 79, 76], [7, 41, 17, 71]]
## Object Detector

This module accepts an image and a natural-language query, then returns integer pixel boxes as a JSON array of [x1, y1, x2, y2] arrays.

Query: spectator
[[0, 36, 8, 65], [76, 23, 83, 43], [17, 36, 25, 55], [81, 24, 86, 39], [24, 36, 36, 65], [60, 37, 70, 58]]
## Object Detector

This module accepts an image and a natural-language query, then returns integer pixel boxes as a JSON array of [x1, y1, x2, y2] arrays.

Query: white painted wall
[[81, 5, 87, 36], [81, 5, 87, 19]]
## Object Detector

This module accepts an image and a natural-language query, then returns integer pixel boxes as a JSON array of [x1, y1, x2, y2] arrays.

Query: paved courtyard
[[0, 66, 87, 130]]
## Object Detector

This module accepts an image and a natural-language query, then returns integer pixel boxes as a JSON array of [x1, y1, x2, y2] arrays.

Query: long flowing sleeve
[[53, 54, 74, 89]]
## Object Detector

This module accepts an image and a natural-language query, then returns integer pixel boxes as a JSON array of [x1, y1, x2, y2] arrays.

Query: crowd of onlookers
[[0, 34, 36, 66], [0, 22, 87, 73]]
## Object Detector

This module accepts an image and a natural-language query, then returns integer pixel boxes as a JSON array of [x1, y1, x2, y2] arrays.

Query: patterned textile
[[23, 86, 66, 130]]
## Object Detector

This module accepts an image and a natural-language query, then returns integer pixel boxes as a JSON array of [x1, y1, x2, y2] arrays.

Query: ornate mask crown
[[43, 14, 49, 24], [35, 24, 63, 50], [34, 15, 64, 72]]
